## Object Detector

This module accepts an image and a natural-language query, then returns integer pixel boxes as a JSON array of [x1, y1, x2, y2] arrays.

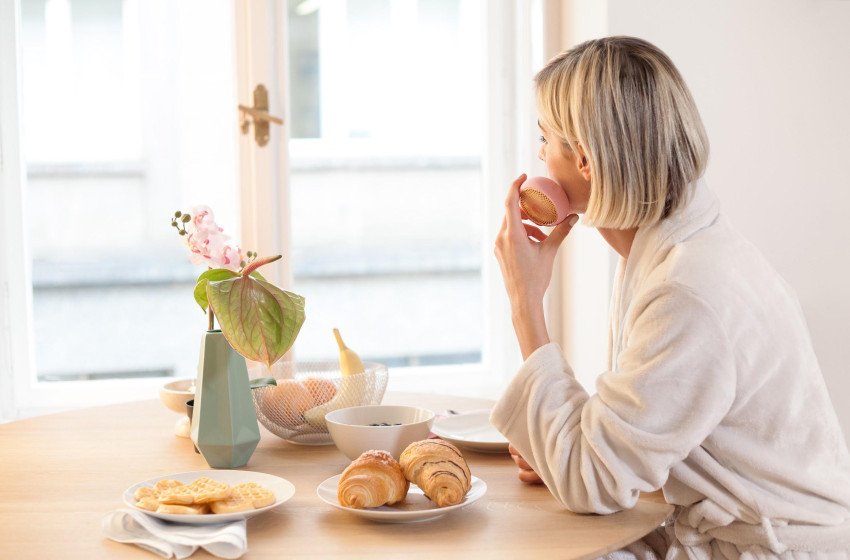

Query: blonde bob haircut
[[536, 36, 709, 229]]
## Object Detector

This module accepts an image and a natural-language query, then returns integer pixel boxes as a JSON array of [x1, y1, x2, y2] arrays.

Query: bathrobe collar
[[611, 180, 721, 359], [621, 179, 720, 298]]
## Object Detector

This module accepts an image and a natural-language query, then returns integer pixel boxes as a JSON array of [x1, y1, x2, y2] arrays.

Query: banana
[[334, 328, 364, 376], [304, 328, 369, 429]]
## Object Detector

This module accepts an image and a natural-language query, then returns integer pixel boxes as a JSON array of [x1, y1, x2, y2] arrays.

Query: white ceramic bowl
[[325, 405, 435, 460], [159, 378, 195, 414]]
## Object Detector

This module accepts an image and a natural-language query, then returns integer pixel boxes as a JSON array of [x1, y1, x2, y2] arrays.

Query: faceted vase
[[191, 330, 260, 468]]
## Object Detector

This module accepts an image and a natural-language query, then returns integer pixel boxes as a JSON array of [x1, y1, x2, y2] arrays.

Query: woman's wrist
[[511, 302, 550, 360]]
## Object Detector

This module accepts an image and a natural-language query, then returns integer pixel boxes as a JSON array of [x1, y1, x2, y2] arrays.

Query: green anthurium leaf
[[207, 276, 306, 367], [249, 270, 266, 282], [193, 269, 239, 312]]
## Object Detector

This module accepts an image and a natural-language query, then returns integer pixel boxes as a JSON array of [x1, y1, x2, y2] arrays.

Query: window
[[1, 0, 549, 419], [286, 0, 487, 368], [18, 0, 240, 385]]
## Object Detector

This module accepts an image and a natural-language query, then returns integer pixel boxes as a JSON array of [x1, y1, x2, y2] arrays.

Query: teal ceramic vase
[[190, 330, 260, 468]]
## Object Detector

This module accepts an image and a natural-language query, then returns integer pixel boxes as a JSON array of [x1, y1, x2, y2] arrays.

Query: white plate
[[317, 474, 486, 523], [431, 411, 510, 453], [123, 470, 295, 525]]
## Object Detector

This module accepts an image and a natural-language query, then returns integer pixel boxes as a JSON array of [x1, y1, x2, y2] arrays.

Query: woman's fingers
[[517, 468, 544, 484], [543, 214, 579, 252], [503, 173, 527, 225], [512, 453, 534, 471], [494, 215, 508, 259], [524, 223, 547, 242], [509, 442, 544, 483]]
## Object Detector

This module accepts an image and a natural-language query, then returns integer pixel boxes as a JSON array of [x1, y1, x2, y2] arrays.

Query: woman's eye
[[539, 135, 547, 144]]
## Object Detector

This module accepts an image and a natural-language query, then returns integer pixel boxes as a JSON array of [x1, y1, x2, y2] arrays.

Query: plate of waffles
[[123, 470, 295, 525]]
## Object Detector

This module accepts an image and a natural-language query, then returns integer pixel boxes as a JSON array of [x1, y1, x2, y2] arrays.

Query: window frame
[[1, 0, 30, 421]]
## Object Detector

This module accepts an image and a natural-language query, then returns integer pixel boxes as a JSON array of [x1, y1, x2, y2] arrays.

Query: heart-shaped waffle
[[232, 482, 276, 508], [156, 503, 211, 515], [210, 482, 276, 513], [158, 476, 231, 505]]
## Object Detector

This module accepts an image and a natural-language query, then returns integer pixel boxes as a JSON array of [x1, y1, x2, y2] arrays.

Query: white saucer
[[123, 470, 295, 525], [317, 474, 486, 523], [431, 411, 510, 453]]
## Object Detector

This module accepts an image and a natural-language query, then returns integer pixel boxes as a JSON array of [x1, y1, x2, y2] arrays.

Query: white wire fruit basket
[[251, 361, 388, 445]]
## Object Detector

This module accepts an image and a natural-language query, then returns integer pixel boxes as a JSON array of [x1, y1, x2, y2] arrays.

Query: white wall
[[598, 0, 850, 442]]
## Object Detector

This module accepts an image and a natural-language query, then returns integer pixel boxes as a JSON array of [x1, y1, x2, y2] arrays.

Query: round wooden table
[[0, 392, 672, 559]]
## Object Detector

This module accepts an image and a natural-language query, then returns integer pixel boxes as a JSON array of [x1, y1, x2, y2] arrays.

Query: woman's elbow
[[549, 483, 626, 515]]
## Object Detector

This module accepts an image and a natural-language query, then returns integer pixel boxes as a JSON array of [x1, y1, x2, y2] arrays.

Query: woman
[[492, 36, 850, 559]]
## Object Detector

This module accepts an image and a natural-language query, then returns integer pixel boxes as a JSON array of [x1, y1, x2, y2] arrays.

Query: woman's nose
[[537, 146, 545, 162]]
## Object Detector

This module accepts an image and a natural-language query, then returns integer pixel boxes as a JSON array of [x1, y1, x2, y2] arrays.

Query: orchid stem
[[208, 305, 214, 331]]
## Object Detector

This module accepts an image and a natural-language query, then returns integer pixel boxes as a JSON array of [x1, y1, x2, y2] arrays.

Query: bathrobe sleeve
[[490, 282, 737, 514]]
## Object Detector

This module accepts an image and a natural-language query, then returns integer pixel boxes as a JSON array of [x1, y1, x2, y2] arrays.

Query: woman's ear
[[575, 143, 591, 181]]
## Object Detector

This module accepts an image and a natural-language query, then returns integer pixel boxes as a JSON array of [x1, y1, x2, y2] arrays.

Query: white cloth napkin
[[102, 509, 247, 559]]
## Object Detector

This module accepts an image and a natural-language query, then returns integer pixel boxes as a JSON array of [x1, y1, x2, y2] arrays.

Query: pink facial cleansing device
[[519, 176, 572, 226]]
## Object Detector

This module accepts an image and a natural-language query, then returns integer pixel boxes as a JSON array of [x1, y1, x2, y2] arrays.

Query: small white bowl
[[159, 378, 195, 414], [325, 405, 435, 460]]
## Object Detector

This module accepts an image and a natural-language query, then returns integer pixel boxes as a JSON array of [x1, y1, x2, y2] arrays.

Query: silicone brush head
[[519, 176, 571, 226]]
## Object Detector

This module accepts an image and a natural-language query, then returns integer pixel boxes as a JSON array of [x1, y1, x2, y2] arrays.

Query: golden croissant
[[399, 439, 471, 507], [337, 450, 409, 509]]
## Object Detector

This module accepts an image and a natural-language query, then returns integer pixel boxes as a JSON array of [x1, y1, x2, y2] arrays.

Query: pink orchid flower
[[191, 205, 223, 234], [210, 244, 244, 272], [183, 206, 243, 272]]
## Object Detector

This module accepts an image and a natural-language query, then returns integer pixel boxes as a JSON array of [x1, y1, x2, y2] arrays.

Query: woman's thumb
[[546, 214, 579, 249]]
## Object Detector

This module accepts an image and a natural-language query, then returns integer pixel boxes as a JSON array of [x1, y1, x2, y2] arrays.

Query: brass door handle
[[238, 105, 283, 125], [238, 84, 283, 147]]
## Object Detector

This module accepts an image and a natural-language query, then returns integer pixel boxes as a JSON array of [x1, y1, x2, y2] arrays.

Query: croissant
[[399, 439, 471, 507], [337, 450, 409, 509]]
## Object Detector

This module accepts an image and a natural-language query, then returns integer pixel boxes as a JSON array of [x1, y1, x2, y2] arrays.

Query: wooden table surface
[[0, 392, 672, 559]]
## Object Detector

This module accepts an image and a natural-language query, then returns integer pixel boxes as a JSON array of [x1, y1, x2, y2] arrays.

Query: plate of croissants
[[317, 439, 486, 523]]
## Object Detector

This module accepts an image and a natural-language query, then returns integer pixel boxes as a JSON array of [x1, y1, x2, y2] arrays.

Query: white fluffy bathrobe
[[490, 181, 850, 558]]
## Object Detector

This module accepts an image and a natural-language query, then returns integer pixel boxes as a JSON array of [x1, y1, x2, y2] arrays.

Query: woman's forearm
[[512, 303, 550, 360], [494, 172, 575, 361]]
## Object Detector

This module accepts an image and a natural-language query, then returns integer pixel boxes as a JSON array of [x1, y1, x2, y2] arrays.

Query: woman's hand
[[494, 173, 577, 359], [509, 443, 544, 484]]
